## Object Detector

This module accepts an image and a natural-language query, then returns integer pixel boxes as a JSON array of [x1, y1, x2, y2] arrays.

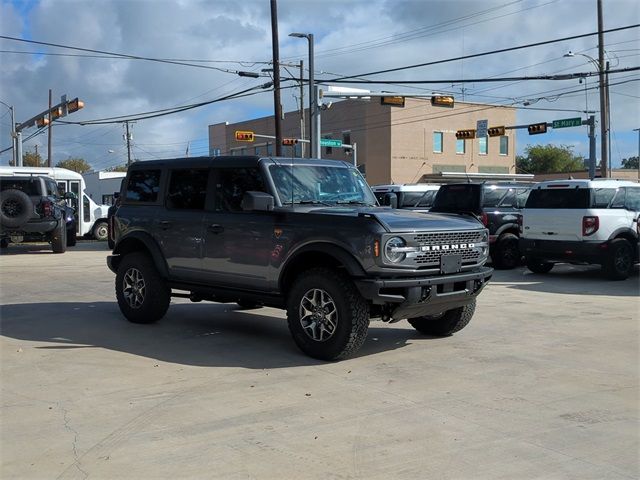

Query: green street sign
[[552, 117, 582, 129], [320, 138, 343, 148]]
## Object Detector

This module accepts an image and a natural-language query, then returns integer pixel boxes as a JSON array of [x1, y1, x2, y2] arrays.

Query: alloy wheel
[[299, 288, 338, 342], [123, 267, 146, 309]]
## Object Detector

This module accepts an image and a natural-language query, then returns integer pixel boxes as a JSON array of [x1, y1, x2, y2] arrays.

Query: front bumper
[[354, 266, 493, 320]]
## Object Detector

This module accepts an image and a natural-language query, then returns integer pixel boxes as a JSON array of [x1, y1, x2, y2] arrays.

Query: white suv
[[520, 179, 639, 280]]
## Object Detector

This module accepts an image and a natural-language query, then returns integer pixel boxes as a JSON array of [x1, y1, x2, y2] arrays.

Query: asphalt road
[[1, 242, 638, 479]]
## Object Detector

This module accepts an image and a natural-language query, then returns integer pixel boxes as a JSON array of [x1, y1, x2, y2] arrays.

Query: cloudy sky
[[0, 0, 638, 171]]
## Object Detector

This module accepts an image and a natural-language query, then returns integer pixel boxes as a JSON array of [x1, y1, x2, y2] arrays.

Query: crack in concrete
[[57, 402, 88, 480]]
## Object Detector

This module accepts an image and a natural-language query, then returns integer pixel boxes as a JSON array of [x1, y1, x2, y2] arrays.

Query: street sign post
[[320, 138, 343, 148], [476, 119, 488, 138], [552, 117, 582, 129]]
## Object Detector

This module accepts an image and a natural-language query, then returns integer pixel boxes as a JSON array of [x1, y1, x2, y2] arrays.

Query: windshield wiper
[[335, 200, 374, 206], [293, 200, 333, 206]]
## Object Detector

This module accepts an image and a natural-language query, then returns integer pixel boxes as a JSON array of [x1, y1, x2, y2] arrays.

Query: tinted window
[[0, 178, 41, 195], [431, 184, 481, 213], [592, 188, 616, 208], [167, 169, 208, 210], [400, 191, 435, 208], [610, 188, 626, 209], [45, 179, 59, 197], [516, 188, 531, 208], [125, 170, 161, 202], [525, 188, 590, 209], [625, 188, 640, 210], [481, 188, 508, 208], [215, 167, 266, 212]]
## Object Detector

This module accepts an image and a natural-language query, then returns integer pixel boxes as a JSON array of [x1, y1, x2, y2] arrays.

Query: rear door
[[523, 187, 590, 241]]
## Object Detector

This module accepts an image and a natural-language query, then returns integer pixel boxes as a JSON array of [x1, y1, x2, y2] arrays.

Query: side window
[[45, 179, 58, 197], [83, 195, 90, 222], [215, 167, 266, 212], [592, 188, 616, 208], [610, 188, 626, 209], [516, 188, 531, 208], [125, 169, 162, 202], [167, 169, 208, 210], [625, 188, 640, 211], [417, 191, 435, 208], [498, 188, 516, 207]]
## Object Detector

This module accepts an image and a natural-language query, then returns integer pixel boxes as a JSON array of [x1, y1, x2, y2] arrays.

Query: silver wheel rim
[[123, 267, 146, 309], [299, 288, 338, 342], [96, 224, 108, 240]]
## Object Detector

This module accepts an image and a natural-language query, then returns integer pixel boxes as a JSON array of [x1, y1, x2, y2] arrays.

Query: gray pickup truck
[[108, 156, 492, 360]]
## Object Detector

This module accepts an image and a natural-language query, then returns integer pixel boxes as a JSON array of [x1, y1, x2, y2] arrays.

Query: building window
[[433, 131, 443, 153], [342, 131, 351, 146], [456, 139, 465, 154], [499, 136, 508, 155], [479, 136, 488, 155]]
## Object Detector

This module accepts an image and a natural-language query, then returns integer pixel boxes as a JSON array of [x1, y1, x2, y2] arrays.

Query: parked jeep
[[0, 175, 76, 252], [108, 156, 493, 360], [430, 182, 532, 269]]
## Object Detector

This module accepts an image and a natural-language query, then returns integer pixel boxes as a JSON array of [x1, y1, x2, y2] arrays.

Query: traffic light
[[50, 106, 63, 120], [487, 126, 506, 137], [235, 130, 255, 142], [431, 95, 454, 108], [528, 122, 548, 135], [66, 98, 84, 113], [456, 129, 476, 139], [282, 138, 298, 146], [36, 116, 50, 128]]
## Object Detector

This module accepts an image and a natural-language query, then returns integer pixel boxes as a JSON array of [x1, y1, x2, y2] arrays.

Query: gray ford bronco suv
[[108, 156, 492, 360]]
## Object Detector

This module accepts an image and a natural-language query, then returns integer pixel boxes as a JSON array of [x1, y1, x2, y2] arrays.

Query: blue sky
[[0, 0, 638, 170]]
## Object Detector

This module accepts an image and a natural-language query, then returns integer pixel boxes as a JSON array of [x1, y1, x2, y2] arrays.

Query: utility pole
[[299, 60, 305, 158], [125, 121, 133, 166], [597, 0, 608, 178], [270, 0, 283, 156], [47, 89, 53, 167], [588, 115, 596, 179]]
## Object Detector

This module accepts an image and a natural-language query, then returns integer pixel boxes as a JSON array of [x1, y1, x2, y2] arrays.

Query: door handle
[[207, 224, 224, 234], [158, 220, 172, 230]]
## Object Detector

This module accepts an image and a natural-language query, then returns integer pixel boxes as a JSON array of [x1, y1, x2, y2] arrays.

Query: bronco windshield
[[269, 164, 377, 206]]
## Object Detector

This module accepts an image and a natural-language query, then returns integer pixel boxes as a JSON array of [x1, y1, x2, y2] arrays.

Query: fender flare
[[113, 231, 169, 278]]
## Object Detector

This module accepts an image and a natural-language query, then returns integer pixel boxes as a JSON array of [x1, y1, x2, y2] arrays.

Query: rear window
[[431, 184, 481, 214], [525, 188, 590, 209], [0, 178, 41, 196], [125, 169, 162, 203]]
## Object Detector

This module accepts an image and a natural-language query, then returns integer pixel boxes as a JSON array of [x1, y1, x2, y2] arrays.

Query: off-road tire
[[526, 257, 554, 274], [408, 299, 476, 336], [0, 189, 32, 229], [93, 220, 109, 241], [115, 252, 170, 324], [602, 238, 634, 281], [492, 233, 520, 270], [286, 267, 369, 360], [51, 221, 67, 254], [66, 227, 77, 247]]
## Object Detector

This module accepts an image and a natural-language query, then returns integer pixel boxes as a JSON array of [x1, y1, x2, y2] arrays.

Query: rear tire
[[408, 300, 476, 336], [286, 268, 369, 360], [115, 252, 170, 324], [526, 257, 554, 274], [51, 221, 67, 253], [492, 233, 520, 270], [66, 227, 77, 247], [602, 238, 633, 280]]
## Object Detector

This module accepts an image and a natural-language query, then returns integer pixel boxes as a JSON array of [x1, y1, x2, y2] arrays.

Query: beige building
[[209, 97, 517, 185]]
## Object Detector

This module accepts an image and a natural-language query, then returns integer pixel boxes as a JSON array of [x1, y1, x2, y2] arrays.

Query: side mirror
[[383, 192, 398, 209], [113, 192, 120, 199], [242, 191, 274, 212], [64, 192, 77, 200]]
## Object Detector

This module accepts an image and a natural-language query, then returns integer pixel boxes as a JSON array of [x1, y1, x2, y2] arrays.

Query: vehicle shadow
[[0, 240, 108, 255], [0, 301, 416, 368], [490, 264, 640, 297]]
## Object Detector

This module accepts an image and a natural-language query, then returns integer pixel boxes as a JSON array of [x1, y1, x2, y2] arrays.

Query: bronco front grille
[[409, 230, 487, 268]]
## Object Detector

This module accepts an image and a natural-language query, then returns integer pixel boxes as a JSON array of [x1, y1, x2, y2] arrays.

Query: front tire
[[526, 257, 554, 274], [115, 252, 170, 324], [66, 227, 77, 246], [286, 268, 369, 360], [408, 300, 476, 336], [492, 233, 520, 270], [51, 221, 67, 253], [93, 221, 109, 241], [603, 238, 634, 280]]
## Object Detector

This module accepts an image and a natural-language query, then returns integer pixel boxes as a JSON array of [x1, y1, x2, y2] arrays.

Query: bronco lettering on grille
[[420, 243, 475, 252]]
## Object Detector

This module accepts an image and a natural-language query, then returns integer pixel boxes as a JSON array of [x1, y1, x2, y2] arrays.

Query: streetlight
[[564, 50, 609, 178], [289, 32, 316, 158], [0, 100, 16, 166]]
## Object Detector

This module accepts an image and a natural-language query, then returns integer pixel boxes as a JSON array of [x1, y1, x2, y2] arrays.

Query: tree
[[23, 149, 44, 167], [620, 156, 639, 169], [56, 157, 92, 174], [516, 144, 584, 174]]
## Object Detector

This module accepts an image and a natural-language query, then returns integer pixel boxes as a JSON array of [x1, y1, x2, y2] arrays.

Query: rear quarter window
[[525, 188, 590, 209], [125, 169, 162, 203], [0, 178, 41, 196], [431, 184, 481, 213]]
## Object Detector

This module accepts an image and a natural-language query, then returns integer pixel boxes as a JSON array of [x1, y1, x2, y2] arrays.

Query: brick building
[[209, 97, 517, 185]]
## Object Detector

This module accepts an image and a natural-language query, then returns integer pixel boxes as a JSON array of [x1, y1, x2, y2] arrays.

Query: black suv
[[430, 182, 532, 269], [0, 175, 76, 252], [108, 156, 493, 360]]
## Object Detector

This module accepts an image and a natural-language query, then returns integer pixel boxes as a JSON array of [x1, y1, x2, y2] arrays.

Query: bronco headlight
[[384, 236, 407, 263]]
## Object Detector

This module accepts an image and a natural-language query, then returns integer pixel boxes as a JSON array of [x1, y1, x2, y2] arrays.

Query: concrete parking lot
[[1, 242, 638, 479]]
